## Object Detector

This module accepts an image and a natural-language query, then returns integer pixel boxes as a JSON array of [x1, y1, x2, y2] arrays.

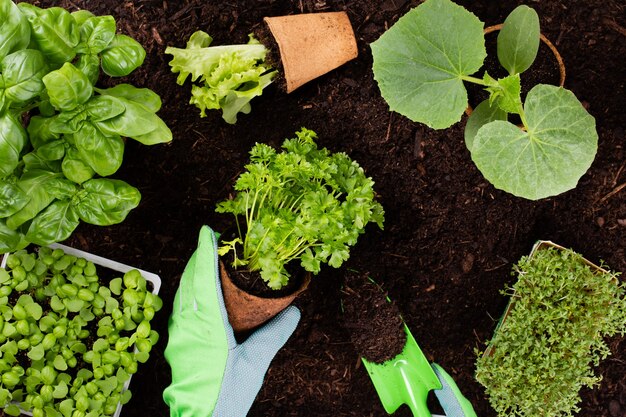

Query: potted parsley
[[475, 241, 626, 417], [0, 0, 172, 254], [371, 0, 598, 200], [165, 12, 358, 124], [216, 128, 384, 332]]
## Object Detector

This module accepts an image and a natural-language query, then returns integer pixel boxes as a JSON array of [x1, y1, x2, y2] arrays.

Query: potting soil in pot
[[341, 272, 406, 364]]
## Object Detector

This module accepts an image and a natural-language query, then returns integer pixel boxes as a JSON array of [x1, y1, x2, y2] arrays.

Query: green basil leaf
[[96, 83, 162, 112], [464, 99, 507, 151], [22, 151, 62, 172], [75, 53, 100, 85], [75, 179, 140, 225], [1, 49, 48, 104], [48, 108, 85, 135], [17, 4, 79, 66], [85, 95, 125, 122], [25, 200, 80, 245], [42, 62, 93, 111], [27, 115, 60, 149], [0, 112, 27, 177], [52, 354, 67, 371], [0, 180, 29, 217], [131, 116, 172, 145], [471, 85, 598, 200], [63, 298, 84, 313], [61, 147, 95, 184], [79, 15, 116, 54], [371, 0, 486, 129], [0, 220, 23, 254], [73, 123, 124, 176], [94, 97, 160, 137], [71, 10, 95, 27], [52, 380, 68, 399], [36, 139, 66, 161], [497, 5, 540, 75], [100, 34, 145, 76], [47, 178, 78, 200], [0, 0, 30, 60]]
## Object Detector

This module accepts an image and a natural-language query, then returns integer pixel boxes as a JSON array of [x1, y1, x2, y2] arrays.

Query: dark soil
[[341, 272, 407, 364], [11, 0, 626, 416]]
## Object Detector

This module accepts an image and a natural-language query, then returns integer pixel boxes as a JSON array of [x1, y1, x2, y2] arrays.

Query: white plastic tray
[[1, 243, 162, 417]]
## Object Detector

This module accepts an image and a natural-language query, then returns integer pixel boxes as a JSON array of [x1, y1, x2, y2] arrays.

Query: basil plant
[[0, 0, 172, 253], [372, 0, 598, 200]]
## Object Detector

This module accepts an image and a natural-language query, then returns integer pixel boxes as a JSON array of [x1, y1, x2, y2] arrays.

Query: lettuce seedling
[[475, 246, 626, 417], [217, 128, 385, 290], [0, 0, 172, 253], [371, 0, 598, 200], [165, 30, 276, 124]]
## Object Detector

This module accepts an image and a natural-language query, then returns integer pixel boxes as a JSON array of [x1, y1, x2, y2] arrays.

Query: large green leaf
[[78, 15, 116, 55], [371, 0, 485, 129], [0, 0, 30, 60], [42, 62, 93, 111], [497, 5, 540, 75], [0, 113, 27, 177], [464, 99, 507, 150], [96, 84, 162, 112], [75, 179, 140, 225], [0, 180, 29, 217], [61, 147, 95, 184], [6, 169, 62, 229], [471, 84, 598, 200], [100, 34, 145, 76], [17, 4, 80, 66], [26, 199, 79, 245], [73, 122, 124, 176], [0, 49, 48, 105]]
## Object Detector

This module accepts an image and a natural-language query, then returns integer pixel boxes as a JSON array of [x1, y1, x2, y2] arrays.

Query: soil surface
[[11, 0, 626, 416], [341, 272, 407, 364]]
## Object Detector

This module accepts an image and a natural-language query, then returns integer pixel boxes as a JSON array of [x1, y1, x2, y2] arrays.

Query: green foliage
[[475, 246, 626, 417], [0, 246, 162, 417], [371, 0, 598, 200], [0, 0, 172, 254], [216, 128, 385, 290], [165, 30, 276, 124]]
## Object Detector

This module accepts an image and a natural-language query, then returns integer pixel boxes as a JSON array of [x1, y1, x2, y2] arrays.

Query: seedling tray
[[1, 243, 162, 417], [482, 240, 608, 358]]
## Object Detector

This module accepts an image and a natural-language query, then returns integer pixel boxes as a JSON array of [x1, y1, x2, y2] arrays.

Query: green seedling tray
[[1, 243, 161, 417], [482, 240, 608, 359]]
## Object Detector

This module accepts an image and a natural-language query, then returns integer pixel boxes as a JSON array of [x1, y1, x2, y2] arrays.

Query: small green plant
[[475, 245, 626, 417], [371, 0, 598, 200], [165, 30, 276, 124], [0, 0, 172, 254], [216, 128, 385, 290], [0, 247, 162, 417]]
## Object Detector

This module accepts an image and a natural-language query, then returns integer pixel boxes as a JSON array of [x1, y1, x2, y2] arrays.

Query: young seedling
[[371, 0, 598, 200], [217, 128, 385, 290], [475, 244, 626, 417], [0, 247, 162, 417]]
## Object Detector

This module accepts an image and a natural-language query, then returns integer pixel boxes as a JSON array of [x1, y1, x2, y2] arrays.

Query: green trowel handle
[[362, 324, 442, 416]]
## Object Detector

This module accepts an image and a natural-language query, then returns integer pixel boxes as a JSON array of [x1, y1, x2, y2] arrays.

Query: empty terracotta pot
[[264, 11, 358, 93], [219, 261, 310, 333]]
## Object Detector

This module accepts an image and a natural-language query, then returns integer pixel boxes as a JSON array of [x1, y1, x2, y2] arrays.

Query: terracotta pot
[[465, 24, 566, 117], [219, 261, 310, 333], [264, 11, 358, 93]]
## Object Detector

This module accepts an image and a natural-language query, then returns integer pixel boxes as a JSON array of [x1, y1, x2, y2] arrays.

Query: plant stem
[[460, 75, 488, 86]]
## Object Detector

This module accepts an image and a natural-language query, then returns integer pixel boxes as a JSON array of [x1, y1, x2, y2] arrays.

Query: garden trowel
[[361, 324, 477, 417]]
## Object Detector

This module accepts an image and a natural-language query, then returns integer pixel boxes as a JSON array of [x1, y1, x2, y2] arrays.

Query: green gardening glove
[[163, 226, 301, 417]]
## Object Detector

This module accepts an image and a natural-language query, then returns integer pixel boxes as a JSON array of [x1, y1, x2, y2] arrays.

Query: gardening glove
[[163, 226, 301, 417], [431, 363, 477, 417]]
